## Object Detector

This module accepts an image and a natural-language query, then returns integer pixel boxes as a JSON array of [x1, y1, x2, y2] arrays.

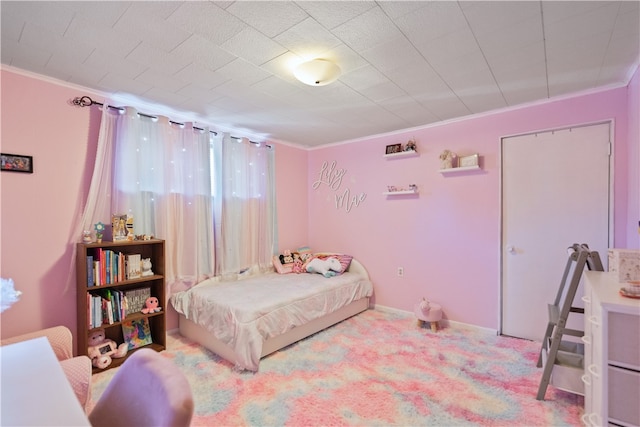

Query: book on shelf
[[88, 250, 141, 285], [92, 295, 101, 329], [124, 288, 151, 316], [126, 254, 142, 280], [89, 289, 130, 327], [86, 255, 94, 287], [121, 318, 152, 350]]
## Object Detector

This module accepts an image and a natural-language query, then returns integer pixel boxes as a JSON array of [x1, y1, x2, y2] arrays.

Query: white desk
[[0, 336, 90, 426]]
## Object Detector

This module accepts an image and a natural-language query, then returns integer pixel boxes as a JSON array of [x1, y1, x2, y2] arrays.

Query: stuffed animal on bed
[[306, 257, 342, 277]]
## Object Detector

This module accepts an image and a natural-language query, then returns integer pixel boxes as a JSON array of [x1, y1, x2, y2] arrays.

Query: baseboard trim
[[372, 304, 498, 336]]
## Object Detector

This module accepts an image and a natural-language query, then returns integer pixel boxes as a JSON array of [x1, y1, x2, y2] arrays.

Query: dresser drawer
[[608, 312, 640, 368], [608, 366, 640, 426]]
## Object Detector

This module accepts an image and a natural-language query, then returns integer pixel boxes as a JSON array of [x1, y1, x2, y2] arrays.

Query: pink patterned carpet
[[91, 309, 583, 426]]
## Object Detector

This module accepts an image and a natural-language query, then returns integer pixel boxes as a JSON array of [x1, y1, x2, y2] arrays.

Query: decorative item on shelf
[[125, 215, 134, 241], [141, 297, 162, 314], [112, 214, 128, 241], [439, 150, 457, 169], [94, 222, 105, 243], [459, 153, 479, 168], [404, 138, 417, 152], [385, 143, 402, 155], [82, 230, 92, 243], [135, 234, 155, 241], [141, 258, 153, 276], [384, 185, 418, 195]]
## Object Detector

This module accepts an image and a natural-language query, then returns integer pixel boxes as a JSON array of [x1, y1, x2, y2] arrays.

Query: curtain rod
[[72, 95, 269, 147]]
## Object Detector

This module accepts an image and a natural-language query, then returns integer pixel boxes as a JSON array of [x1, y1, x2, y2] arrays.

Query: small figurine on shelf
[[404, 138, 417, 152], [439, 150, 456, 169], [82, 230, 92, 243], [409, 184, 417, 192], [94, 222, 105, 243], [112, 214, 127, 241], [141, 258, 153, 276]]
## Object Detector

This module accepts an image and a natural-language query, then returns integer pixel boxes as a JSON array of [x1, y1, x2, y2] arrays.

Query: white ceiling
[[2, 1, 638, 147]]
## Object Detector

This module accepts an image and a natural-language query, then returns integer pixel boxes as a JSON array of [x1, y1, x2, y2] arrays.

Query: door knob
[[507, 245, 516, 253]]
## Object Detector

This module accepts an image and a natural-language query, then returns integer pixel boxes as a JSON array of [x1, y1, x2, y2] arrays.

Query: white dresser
[[582, 271, 640, 427]]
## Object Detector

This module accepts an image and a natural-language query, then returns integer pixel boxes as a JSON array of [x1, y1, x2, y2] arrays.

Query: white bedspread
[[171, 270, 373, 371]]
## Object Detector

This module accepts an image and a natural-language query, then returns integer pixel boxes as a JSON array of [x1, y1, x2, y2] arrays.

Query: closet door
[[501, 122, 611, 341]]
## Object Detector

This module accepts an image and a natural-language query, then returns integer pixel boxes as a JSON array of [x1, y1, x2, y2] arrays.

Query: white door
[[501, 122, 611, 341]]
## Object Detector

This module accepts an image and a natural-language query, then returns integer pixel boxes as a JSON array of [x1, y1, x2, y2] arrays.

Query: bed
[[170, 256, 373, 371]]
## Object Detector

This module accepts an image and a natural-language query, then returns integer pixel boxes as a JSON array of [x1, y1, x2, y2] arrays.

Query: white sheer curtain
[[76, 105, 119, 236], [111, 107, 214, 289], [72, 104, 277, 292], [66, 104, 119, 291], [213, 133, 276, 278]]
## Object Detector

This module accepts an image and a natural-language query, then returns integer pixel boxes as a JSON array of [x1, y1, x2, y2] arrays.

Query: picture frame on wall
[[385, 144, 402, 155], [459, 153, 479, 168], [1, 153, 33, 173]]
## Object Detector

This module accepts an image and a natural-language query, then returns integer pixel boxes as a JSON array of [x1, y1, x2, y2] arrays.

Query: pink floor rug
[[90, 309, 583, 426]]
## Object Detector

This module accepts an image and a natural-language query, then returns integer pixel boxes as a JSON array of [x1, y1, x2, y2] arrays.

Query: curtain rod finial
[[72, 96, 94, 107]]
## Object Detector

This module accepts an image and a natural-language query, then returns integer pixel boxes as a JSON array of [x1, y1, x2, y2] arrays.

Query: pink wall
[[272, 142, 309, 251], [1, 66, 636, 346], [627, 66, 640, 249], [1, 70, 98, 339], [307, 81, 638, 330]]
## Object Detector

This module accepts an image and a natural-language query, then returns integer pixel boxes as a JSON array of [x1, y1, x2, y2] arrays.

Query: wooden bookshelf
[[76, 239, 166, 373]]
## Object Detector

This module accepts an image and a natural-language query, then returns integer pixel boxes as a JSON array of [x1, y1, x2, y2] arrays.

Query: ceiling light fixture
[[293, 59, 341, 86]]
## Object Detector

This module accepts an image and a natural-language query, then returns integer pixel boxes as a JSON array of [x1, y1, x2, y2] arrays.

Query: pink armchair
[[89, 348, 194, 427], [1, 326, 92, 411]]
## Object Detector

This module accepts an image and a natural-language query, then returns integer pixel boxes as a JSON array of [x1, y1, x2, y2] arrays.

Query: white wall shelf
[[383, 189, 418, 196], [439, 165, 481, 174], [383, 150, 419, 159]]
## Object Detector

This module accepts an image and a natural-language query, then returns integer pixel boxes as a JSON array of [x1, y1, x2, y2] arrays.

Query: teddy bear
[[306, 257, 343, 278], [141, 258, 153, 276], [141, 296, 162, 314], [87, 328, 127, 369]]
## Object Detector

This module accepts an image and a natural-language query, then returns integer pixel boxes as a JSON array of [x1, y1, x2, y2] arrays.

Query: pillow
[[334, 254, 354, 273], [297, 246, 313, 262], [272, 256, 293, 274], [313, 253, 353, 274]]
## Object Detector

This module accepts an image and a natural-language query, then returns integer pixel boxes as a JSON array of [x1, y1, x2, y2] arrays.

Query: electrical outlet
[[397, 267, 404, 277]]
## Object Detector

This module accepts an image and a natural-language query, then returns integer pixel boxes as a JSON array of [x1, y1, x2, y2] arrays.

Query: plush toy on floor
[[141, 296, 162, 314], [414, 297, 443, 332], [306, 257, 342, 278], [87, 328, 128, 369]]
